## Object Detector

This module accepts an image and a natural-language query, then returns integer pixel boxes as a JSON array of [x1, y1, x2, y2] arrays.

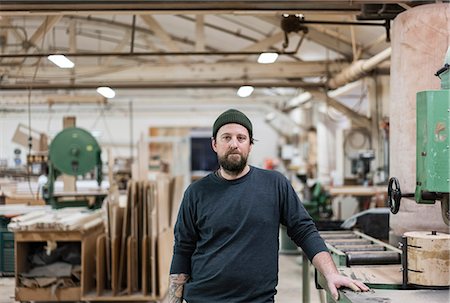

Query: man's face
[[212, 123, 252, 174]]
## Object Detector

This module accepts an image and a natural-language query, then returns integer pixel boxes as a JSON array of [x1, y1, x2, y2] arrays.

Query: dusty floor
[[0, 253, 324, 303]]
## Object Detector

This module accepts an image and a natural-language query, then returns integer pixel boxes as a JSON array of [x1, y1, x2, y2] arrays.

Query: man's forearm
[[311, 251, 339, 278], [169, 273, 190, 303]]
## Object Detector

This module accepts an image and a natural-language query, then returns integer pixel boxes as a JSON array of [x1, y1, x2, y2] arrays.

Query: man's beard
[[218, 150, 248, 175]]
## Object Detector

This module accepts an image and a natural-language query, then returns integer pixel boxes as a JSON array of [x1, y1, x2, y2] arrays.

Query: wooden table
[[339, 288, 449, 303], [328, 185, 388, 214]]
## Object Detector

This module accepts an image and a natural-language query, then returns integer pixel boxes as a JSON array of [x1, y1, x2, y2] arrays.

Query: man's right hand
[[169, 273, 190, 303]]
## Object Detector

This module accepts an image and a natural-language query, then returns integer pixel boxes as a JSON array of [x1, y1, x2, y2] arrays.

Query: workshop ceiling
[[0, 1, 439, 111]]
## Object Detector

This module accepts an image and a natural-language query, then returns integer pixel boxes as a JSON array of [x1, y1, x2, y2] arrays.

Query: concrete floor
[[0, 254, 324, 303]]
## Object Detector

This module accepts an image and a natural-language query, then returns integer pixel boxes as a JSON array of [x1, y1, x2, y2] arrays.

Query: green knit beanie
[[212, 109, 253, 139]]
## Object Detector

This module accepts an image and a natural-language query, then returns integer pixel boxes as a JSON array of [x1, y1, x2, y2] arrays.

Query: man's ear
[[211, 137, 218, 152]]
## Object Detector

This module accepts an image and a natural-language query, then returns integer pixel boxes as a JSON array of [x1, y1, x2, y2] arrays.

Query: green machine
[[388, 46, 450, 225], [42, 127, 105, 209]]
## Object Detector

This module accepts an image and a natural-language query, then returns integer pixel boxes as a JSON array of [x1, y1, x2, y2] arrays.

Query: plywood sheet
[[96, 234, 106, 296], [157, 228, 174, 297]]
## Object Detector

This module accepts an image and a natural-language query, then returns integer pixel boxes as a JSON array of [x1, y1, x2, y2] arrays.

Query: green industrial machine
[[388, 46, 450, 225], [303, 182, 333, 221], [42, 127, 105, 209]]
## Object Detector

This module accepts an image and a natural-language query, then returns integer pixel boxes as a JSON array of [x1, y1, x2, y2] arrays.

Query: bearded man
[[169, 109, 368, 303]]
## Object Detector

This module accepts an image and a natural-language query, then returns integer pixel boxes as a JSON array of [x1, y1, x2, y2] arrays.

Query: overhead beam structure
[[2, 60, 347, 83]]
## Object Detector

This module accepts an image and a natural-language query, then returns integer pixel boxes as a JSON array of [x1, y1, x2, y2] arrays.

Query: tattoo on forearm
[[169, 273, 190, 303]]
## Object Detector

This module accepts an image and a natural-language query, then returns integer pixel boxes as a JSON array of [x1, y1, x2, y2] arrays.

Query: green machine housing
[[388, 46, 450, 225], [416, 90, 450, 201], [42, 127, 105, 208]]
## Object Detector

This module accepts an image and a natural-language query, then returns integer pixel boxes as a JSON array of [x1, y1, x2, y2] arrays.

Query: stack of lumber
[[92, 174, 183, 300], [8, 208, 103, 231], [0, 204, 50, 216]]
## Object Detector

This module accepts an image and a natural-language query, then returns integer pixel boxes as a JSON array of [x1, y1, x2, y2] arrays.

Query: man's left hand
[[325, 272, 370, 301]]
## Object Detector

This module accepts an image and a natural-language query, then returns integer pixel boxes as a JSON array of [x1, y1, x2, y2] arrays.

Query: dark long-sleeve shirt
[[170, 166, 328, 303]]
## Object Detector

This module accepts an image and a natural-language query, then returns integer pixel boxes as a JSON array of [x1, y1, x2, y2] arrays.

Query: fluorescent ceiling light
[[96, 86, 116, 99], [257, 52, 278, 64], [47, 55, 74, 68], [237, 86, 254, 98]]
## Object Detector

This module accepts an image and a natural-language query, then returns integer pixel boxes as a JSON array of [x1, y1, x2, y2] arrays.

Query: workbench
[[328, 185, 387, 216], [310, 231, 450, 303], [313, 260, 450, 303], [338, 288, 449, 303], [328, 185, 387, 204], [14, 225, 103, 302]]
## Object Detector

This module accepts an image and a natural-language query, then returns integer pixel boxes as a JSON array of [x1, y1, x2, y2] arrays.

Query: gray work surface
[[340, 288, 450, 303]]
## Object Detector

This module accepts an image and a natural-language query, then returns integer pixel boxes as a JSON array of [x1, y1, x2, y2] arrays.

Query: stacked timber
[[90, 174, 183, 301], [10, 173, 183, 302], [8, 208, 103, 231]]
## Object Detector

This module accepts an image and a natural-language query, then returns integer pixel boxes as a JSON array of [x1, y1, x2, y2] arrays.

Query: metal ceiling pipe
[[327, 47, 391, 89]]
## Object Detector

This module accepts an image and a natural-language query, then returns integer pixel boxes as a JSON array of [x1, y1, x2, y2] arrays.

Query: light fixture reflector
[[96, 86, 116, 99], [237, 86, 254, 98], [257, 52, 278, 64], [47, 55, 74, 68]]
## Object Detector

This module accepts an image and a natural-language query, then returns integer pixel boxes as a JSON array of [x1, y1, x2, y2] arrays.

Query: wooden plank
[[105, 202, 112, 287], [82, 227, 104, 296], [141, 182, 148, 295], [16, 287, 81, 302], [157, 174, 170, 234], [111, 236, 120, 296], [137, 181, 144, 289], [111, 203, 123, 295], [126, 236, 133, 295], [118, 181, 132, 292], [96, 234, 106, 296], [132, 236, 138, 293], [150, 183, 157, 297], [170, 175, 184, 227], [15, 231, 82, 241], [157, 228, 174, 297], [142, 236, 149, 296]]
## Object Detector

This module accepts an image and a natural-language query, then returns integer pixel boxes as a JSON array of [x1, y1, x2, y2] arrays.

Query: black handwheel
[[387, 177, 402, 214]]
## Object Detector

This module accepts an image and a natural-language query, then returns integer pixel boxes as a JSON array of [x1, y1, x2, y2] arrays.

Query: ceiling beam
[[195, 15, 205, 52], [240, 31, 285, 52], [102, 31, 131, 66], [68, 19, 77, 52], [3, 61, 347, 82], [310, 89, 371, 129], [0, 81, 324, 90], [27, 15, 62, 49], [0, 16, 25, 43], [140, 15, 181, 52]]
